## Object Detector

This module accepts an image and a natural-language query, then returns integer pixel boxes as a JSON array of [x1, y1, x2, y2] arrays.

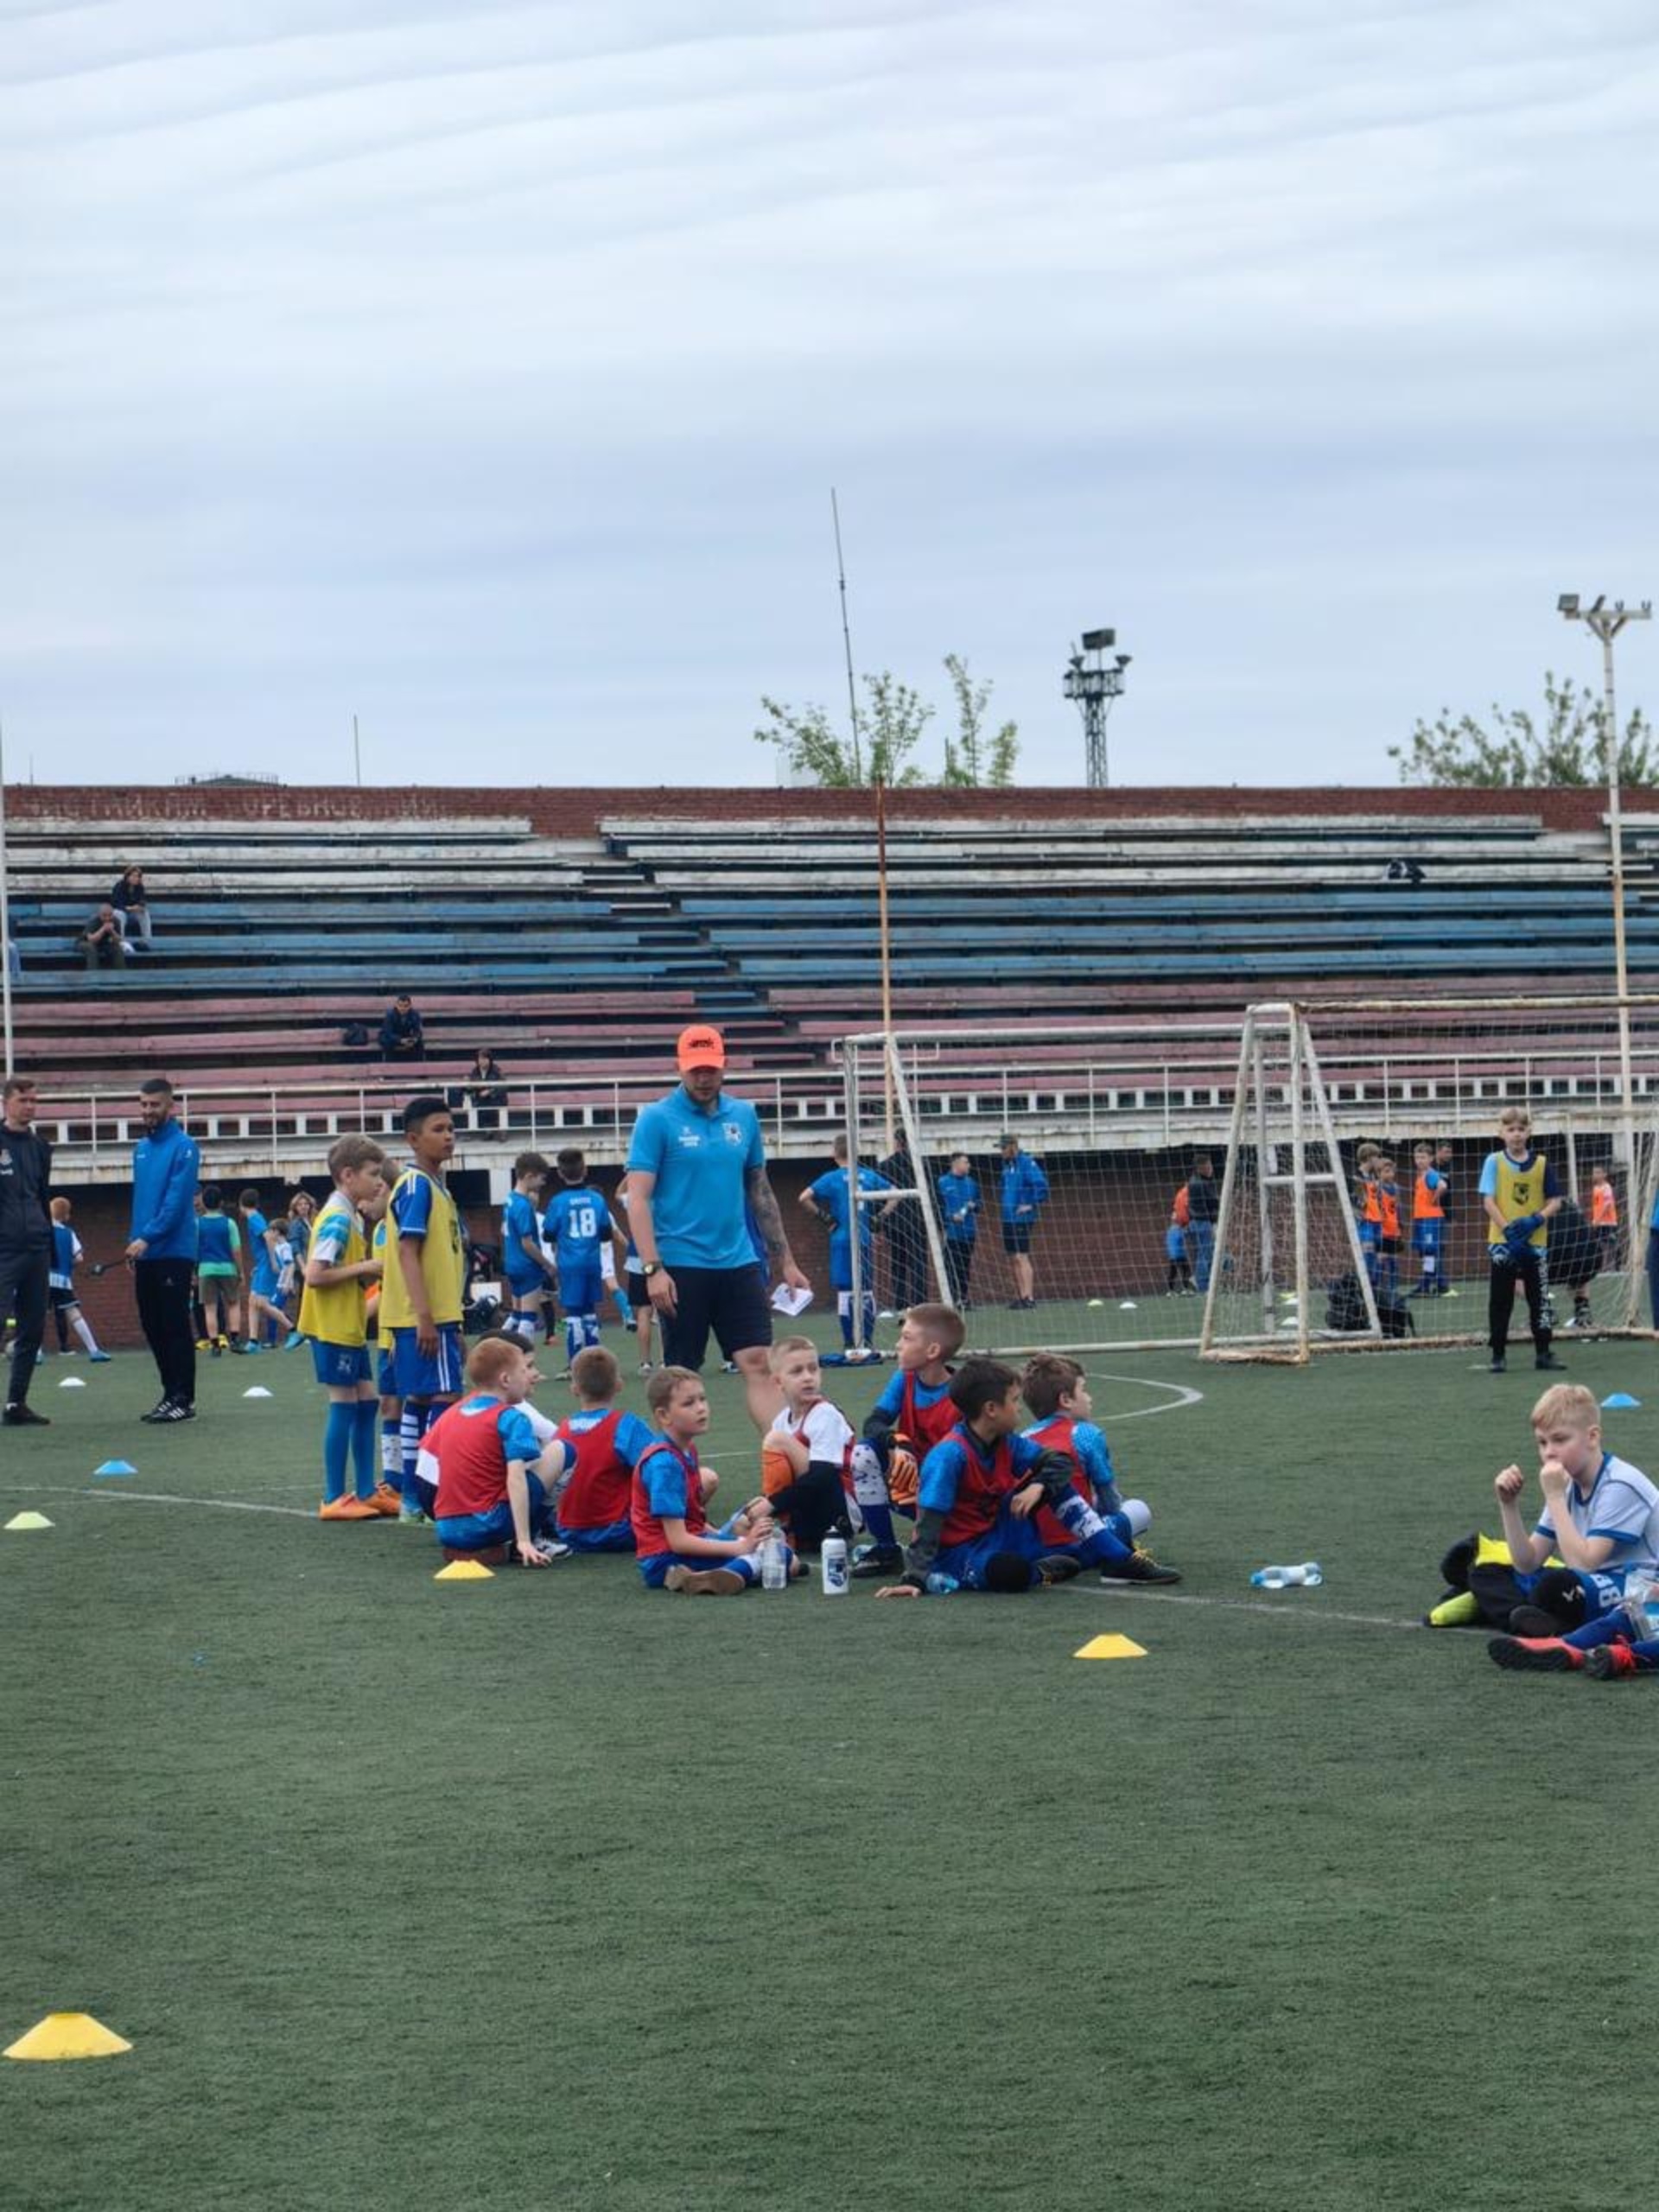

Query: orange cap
[[677, 1024, 727, 1072]]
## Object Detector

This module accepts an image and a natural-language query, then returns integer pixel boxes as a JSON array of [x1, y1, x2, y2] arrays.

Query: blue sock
[[400, 1404, 424, 1493], [322, 1402, 354, 1503], [565, 1314, 582, 1366], [861, 1294, 876, 1344], [352, 1400, 381, 1497], [1052, 1490, 1130, 1563], [837, 1293, 854, 1349], [582, 1313, 601, 1351], [615, 1293, 633, 1326], [849, 1441, 898, 1549]]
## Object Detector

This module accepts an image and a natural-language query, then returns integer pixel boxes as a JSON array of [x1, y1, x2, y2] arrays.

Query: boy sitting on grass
[[848, 1302, 965, 1578], [1472, 1383, 1659, 1671], [760, 1334, 855, 1555], [427, 1335, 571, 1568], [632, 1364, 782, 1594], [1020, 1352, 1180, 1583], [553, 1345, 658, 1552], [874, 1358, 1179, 1597]]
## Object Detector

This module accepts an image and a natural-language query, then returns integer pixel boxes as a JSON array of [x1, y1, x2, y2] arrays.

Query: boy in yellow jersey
[[300, 1135, 391, 1520], [378, 1094, 467, 1520], [1480, 1105, 1566, 1376]]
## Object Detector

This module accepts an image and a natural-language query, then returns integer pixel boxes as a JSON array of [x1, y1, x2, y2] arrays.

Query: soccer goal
[[835, 999, 1659, 1363]]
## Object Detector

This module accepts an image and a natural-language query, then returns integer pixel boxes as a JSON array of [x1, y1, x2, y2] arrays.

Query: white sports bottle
[[760, 1529, 789, 1592], [821, 1535, 849, 1595]]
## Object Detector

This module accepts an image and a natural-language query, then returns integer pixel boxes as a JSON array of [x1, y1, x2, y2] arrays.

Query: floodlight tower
[[1558, 591, 1652, 1167], [1064, 628, 1131, 787]]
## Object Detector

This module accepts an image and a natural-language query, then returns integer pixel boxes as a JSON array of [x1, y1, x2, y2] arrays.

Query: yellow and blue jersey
[[297, 1192, 371, 1347], [378, 1165, 465, 1330]]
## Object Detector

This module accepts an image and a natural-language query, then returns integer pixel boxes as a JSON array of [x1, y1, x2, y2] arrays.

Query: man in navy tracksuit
[[1, 1076, 54, 1427], [125, 1077, 201, 1421]]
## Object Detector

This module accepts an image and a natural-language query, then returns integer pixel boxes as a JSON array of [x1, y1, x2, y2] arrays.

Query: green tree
[[1390, 671, 1656, 786], [938, 654, 1020, 788], [755, 656, 1020, 787]]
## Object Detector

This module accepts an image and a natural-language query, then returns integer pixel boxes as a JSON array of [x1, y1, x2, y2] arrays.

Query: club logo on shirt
[[722, 1122, 745, 1146]]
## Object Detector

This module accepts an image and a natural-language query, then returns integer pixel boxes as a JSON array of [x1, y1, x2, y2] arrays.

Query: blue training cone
[[1601, 1393, 1642, 1410], [93, 1459, 137, 1478]]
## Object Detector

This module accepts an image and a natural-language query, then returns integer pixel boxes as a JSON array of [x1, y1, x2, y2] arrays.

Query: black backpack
[[1325, 1272, 1414, 1338]]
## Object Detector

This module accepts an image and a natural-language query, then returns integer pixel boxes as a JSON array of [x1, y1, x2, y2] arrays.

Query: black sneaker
[[1507, 1604, 1563, 1637], [1099, 1549, 1182, 1586], [1535, 1353, 1567, 1372], [140, 1399, 175, 1422], [145, 1400, 195, 1424], [849, 1544, 904, 1580], [2, 1403, 49, 1427], [1488, 1356, 1507, 1374], [1487, 1635, 1582, 1672], [1035, 1554, 1084, 1586]]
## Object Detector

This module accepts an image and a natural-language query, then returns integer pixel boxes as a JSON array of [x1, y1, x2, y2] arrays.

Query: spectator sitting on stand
[[77, 904, 128, 971], [462, 1047, 507, 1131], [378, 994, 425, 1062], [111, 867, 153, 949]]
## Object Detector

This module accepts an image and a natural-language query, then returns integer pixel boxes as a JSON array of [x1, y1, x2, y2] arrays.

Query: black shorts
[[661, 1264, 772, 1370], [1001, 1224, 1033, 1255], [48, 1287, 78, 1312]]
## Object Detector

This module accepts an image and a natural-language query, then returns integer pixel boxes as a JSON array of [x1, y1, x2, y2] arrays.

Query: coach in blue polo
[[626, 1024, 808, 1433]]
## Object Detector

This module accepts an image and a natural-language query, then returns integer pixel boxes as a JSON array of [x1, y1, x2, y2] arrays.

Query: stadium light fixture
[[1559, 588, 1653, 1167], [1065, 629, 1131, 787]]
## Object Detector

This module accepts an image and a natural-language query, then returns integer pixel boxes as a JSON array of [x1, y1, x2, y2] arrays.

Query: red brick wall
[[3, 781, 1640, 836]]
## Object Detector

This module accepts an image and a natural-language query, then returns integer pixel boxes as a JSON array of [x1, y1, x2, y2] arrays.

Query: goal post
[[832, 997, 1659, 1363]]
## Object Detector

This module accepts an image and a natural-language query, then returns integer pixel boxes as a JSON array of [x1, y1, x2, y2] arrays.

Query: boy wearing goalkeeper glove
[[1480, 1106, 1564, 1376], [847, 1303, 964, 1577]]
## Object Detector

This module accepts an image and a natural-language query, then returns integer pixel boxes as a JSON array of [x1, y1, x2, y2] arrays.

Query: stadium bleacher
[[7, 797, 1657, 1154]]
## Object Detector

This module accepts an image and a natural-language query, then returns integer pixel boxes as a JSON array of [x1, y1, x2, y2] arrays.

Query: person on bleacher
[[378, 994, 425, 1063], [77, 902, 128, 971], [111, 868, 153, 950]]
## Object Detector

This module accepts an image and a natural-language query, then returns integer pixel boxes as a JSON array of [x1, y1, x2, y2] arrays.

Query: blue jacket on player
[[130, 1116, 201, 1259]]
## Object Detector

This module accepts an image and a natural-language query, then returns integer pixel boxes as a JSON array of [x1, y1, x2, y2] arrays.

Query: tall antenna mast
[[830, 489, 862, 782]]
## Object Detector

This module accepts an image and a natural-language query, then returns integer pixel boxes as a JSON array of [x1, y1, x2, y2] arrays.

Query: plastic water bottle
[[1249, 1561, 1324, 1590], [925, 1570, 961, 1596], [760, 1529, 789, 1592], [820, 1535, 849, 1596], [1621, 1572, 1656, 1643]]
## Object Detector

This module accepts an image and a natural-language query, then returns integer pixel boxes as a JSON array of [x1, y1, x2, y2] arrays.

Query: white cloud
[[0, 0, 1654, 788]]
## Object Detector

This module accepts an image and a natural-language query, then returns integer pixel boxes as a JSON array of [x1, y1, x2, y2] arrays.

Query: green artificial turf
[[3, 1323, 1654, 2210]]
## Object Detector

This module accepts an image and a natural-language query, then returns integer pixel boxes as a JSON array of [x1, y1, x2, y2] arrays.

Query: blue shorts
[[504, 1269, 546, 1306], [312, 1341, 372, 1389], [935, 1498, 1122, 1590], [555, 1517, 635, 1553], [558, 1265, 602, 1314], [435, 1472, 550, 1553], [390, 1323, 465, 1399], [1357, 1222, 1379, 1250], [637, 1513, 780, 1586], [377, 1345, 397, 1397], [251, 1269, 277, 1300], [1165, 1227, 1186, 1261], [1412, 1223, 1442, 1255]]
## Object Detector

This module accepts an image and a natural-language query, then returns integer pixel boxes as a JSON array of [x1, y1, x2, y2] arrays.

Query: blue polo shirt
[[626, 1085, 766, 1271]]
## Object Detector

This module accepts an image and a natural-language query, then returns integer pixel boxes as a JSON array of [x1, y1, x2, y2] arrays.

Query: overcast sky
[[3, 0, 1655, 791]]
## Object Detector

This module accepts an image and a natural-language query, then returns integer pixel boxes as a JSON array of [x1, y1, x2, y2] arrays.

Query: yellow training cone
[[4, 1512, 53, 1532], [1074, 1634, 1147, 1661], [5, 2012, 132, 2061], [434, 1559, 494, 1582]]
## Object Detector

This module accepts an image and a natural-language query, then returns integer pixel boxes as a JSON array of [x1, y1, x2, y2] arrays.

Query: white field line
[[1087, 1584, 1422, 1632], [3, 1482, 315, 1521]]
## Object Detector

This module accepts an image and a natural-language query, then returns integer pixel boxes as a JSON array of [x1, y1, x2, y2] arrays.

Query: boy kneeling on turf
[[847, 1302, 964, 1577], [427, 1335, 571, 1567], [874, 1358, 1178, 1597], [632, 1364, 783, 1594], [1473, 1383, 1659, 1673]]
